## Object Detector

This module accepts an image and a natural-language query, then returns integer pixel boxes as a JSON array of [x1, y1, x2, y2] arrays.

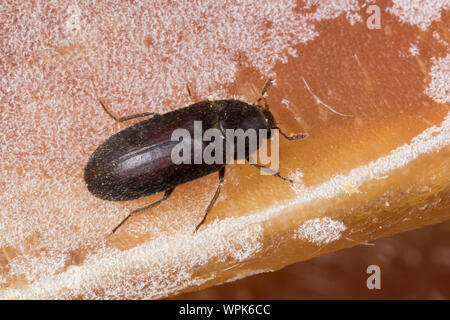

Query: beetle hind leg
[[247, 160, 293, 183], [99, 100, 158, 123], [110, 188, 175, 235]]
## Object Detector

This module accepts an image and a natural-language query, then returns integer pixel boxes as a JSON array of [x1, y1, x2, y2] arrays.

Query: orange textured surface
[[177, 219, 450, 299], [0, 1, 449, 299]]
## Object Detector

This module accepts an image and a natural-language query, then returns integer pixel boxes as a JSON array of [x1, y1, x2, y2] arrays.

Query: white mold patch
[[1, 215, 264, 299], [432, 31, 449, 47], [223, 269, 273, 284], [387, 0, 450, 31], [65, 4, 82, 35], [408, 42, 420, 56], [424, 54, 450, 104], [294, 217, 347, 245], [304, 0, 362, 25], [288, 170, 305, 196]]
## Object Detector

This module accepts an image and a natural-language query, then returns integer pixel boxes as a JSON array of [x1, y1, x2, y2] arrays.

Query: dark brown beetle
[[84, 79, 307, 233]]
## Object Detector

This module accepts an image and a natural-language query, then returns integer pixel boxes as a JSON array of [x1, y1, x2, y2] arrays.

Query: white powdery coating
[[0, 176, 117, 249], [0, 0, 364, 179], [294, 217, 346, 245], [288, 169, 305, 196], [408, 43, 420, 56], [223, 269, 273, 284], [425, 54, 450, 104], [304, 0, 362, 25], [387, 0, 450, 31], [0, 0, 371, 299], [0, 0, 322, 119], [1, 217, 263, 299], [433, 31, 449, 47]]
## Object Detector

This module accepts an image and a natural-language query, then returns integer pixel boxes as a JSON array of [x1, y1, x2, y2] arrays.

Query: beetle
[[84, 79, 307, 234]]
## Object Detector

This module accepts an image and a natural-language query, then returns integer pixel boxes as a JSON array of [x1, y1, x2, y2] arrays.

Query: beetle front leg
[[194, 167, 226, 233], [185, 84, 195, 103], [99, 100, 159, 123], [276, 127, 309, 141], [247, 160, 293, 183]]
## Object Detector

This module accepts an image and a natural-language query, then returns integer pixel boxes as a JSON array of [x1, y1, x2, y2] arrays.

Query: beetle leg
[[246, 157, 293, 183], [254, 77, 273, 108], [99, 100, 158, 123], [194, 167, 226, 233], [186, 84, 195, 103], [276, 127, 309, 141], [110, 188, 175, 234]]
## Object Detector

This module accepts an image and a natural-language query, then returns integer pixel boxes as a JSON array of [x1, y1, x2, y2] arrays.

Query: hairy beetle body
[[84, 100, 274, 201], [84, 80, 306, 233]]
